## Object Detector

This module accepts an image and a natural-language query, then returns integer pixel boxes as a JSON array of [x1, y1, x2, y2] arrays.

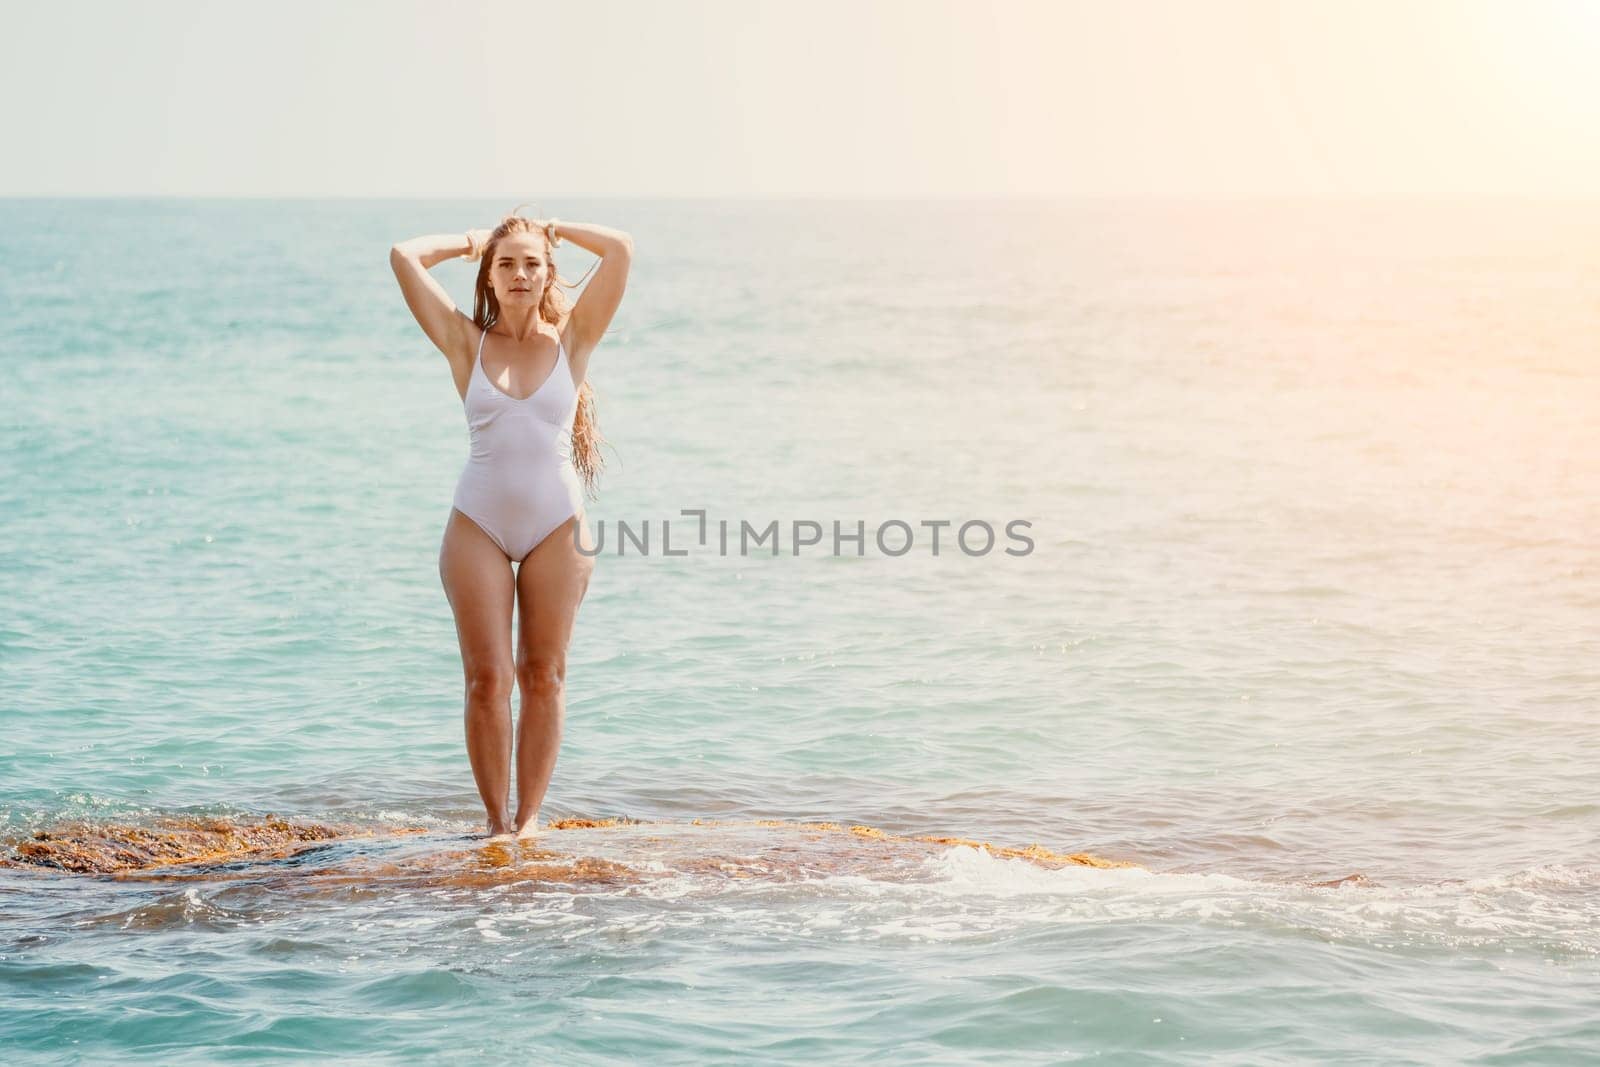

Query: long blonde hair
[[471, 209, 605, 498]]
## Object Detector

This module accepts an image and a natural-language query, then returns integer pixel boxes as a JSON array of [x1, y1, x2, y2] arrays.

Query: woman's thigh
[[440, 508, 516, 685], [515, 516, 596, 673]]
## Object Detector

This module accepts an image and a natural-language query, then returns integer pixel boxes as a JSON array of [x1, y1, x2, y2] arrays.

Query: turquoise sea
[[2, 197, 1598, 1063]]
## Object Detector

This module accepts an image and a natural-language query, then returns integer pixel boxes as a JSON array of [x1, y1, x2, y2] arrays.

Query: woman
[[389, 210, 633, 840]]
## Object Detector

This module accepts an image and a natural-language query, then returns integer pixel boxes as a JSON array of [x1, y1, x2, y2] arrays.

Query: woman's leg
[[512, 516, 596, 837], [439, 508, 517, 836]]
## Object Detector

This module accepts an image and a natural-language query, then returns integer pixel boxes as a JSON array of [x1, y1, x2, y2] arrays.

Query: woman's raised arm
[[550, 221, 633, 378], [389, 231, 488, 362]]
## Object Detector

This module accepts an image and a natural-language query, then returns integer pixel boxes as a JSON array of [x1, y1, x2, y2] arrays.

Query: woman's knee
[[515, 654, 566, 700], [464, 665, 514, 706]]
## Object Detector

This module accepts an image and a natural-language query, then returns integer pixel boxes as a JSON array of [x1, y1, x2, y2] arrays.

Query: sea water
[[1, 197, 1597, 1062]]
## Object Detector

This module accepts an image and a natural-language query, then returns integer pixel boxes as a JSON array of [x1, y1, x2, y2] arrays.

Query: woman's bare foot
[[514, 814, 539, 840], [486, 815, 515, 839]]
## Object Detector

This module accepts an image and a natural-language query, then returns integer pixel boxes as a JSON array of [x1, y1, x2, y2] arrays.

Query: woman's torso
[[459, 324, 581, 461]]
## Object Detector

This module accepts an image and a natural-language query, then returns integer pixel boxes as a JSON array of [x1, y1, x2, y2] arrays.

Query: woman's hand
[[464, 228, 494, 261]]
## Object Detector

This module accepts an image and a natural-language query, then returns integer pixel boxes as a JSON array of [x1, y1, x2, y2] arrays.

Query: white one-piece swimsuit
[[451, 326, 585, 560]]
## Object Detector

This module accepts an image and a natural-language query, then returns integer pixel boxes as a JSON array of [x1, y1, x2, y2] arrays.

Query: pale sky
[[4, 0, 1598, 197]]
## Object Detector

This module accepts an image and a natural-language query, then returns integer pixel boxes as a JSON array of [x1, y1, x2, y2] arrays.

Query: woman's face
[[488, 233, 550, 307]]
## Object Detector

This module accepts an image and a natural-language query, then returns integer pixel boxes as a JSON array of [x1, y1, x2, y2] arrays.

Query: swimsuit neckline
[[476, 328, 566, 404]]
